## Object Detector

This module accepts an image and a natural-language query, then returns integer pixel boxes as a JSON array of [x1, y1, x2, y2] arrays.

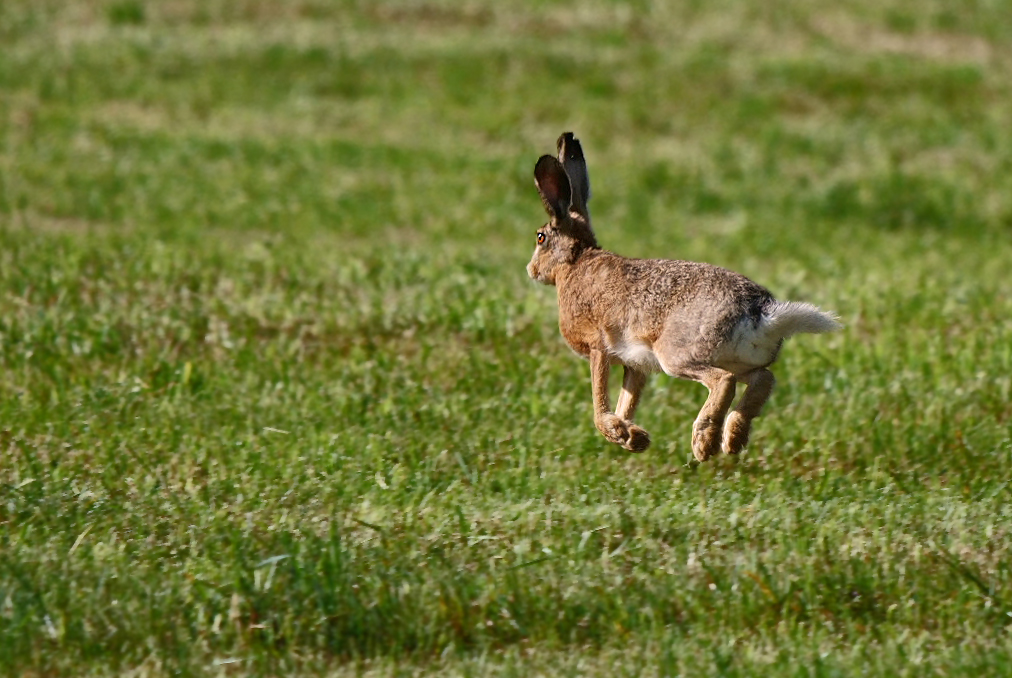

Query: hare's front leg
[[723, 369, 775, 455], [616, 366, 651, 451], [690, 368, 737, 462], [589, 350, 650, 452]]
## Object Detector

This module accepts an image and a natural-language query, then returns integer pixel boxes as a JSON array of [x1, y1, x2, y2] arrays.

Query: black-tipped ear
[[534, 155, 572, 220], [557, 132, 591, 217]]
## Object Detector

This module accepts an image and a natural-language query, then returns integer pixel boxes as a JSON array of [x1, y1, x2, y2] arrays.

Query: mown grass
[[2, 0, 1012, 675]]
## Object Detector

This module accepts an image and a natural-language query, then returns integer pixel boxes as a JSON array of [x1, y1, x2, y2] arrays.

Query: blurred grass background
[[2, 1, 1012, 675]]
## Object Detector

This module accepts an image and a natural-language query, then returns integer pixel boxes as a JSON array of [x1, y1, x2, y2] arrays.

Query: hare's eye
[[537, 232, 546, 245]]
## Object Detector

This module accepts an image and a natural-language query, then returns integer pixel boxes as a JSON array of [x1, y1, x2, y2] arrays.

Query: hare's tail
[[716, 300, 841, 371], [763, 301, 841, 340]]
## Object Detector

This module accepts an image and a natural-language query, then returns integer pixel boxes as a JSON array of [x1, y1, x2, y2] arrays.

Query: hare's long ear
[[557, 132, 590, 217], [534, 155, 572, 220]]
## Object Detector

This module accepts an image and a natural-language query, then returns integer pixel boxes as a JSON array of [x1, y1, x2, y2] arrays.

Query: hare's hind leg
[[723, 369, 775, 455], [589, 350, 651, 452], [687, 368, 737, 462]]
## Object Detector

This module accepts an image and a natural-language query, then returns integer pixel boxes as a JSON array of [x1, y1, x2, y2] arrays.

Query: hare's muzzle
[[526, 252, 540, 281]]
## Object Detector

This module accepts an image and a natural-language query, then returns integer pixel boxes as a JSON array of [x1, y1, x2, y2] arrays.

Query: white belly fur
[[607, 332, 663, 373], [605, 316, 784, 377]]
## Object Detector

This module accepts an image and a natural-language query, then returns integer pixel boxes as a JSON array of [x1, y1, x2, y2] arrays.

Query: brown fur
[[527, 133, 840, 461]]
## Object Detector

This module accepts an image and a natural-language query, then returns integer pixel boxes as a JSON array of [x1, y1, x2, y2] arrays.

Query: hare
[[527, 132, 841, 461]]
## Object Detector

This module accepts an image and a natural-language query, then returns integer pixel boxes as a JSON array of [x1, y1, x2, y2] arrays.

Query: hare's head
[[527, 133, 599, 285]]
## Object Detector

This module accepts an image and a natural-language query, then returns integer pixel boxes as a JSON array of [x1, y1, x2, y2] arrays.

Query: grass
[[2, 0, 1012, 675]]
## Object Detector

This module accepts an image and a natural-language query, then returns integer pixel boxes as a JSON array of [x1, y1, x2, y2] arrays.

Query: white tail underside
[[712, 301, 841, 374], [762, 301, 842, 339]]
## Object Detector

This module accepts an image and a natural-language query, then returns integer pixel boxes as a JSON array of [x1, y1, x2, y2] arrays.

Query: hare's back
[[626, 258, 774, 323]]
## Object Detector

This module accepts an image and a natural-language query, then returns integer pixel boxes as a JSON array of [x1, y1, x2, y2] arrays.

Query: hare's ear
[[557, 132, 590, 217], [534, 155, 572, 220]]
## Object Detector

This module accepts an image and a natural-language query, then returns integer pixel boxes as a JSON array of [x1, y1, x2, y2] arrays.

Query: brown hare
[[527, 132, 840, 461]]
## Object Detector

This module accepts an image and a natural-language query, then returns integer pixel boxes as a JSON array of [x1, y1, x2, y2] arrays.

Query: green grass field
[[3, 1, 1012, 675]]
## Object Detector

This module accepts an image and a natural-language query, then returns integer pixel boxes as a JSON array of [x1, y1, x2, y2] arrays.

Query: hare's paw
[[593, 413, 645, 451], [722, 411, 751, 455], [691, 417, 723, 462], [595, 413, 629, 445], [624, 424, 651, 453], [596, 414, 652, 453]]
